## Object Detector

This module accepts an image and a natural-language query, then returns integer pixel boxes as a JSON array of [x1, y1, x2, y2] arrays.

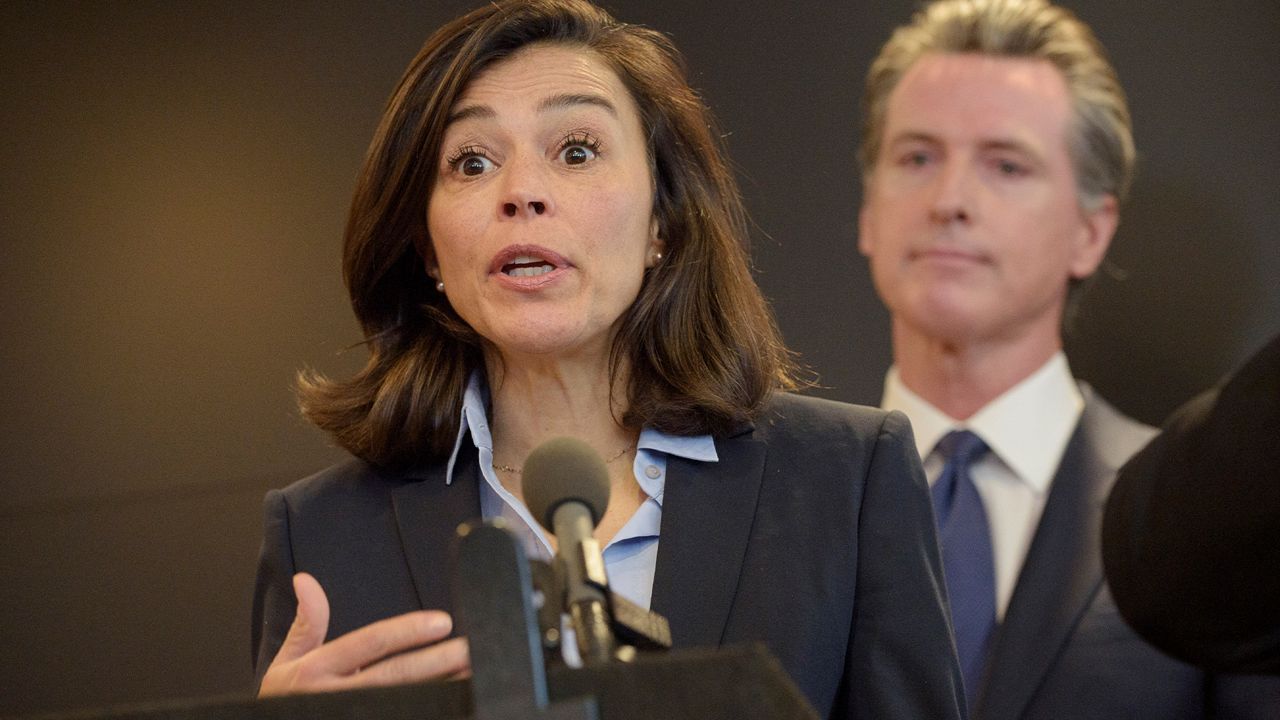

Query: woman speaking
[[251, 1, 962, 717]]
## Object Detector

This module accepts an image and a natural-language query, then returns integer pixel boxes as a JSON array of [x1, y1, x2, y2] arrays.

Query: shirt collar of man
[[882, 351, 1083, 494]]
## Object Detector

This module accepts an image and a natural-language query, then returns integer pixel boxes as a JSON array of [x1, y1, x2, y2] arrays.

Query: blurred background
[[1, 0, 1277, 715]]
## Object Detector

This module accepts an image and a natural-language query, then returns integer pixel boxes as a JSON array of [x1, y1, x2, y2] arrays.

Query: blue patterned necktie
[[932, 430, 996, 708]]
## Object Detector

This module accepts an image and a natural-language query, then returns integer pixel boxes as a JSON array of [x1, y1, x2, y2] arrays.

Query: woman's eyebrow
[[445, 104, 495, 126], [537, 92, 617, 116], [445, 93, 616, 128]]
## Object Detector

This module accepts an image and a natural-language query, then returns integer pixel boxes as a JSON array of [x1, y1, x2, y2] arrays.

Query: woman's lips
[[488, 244, 571, 287]]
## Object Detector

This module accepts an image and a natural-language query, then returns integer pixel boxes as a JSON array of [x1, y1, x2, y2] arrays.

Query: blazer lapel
[[650, 425, 766, 649], [975, 399, 1116, 720], [391, 448, 483, 616]]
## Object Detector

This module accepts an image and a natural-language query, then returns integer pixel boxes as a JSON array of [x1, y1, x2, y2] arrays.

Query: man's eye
[[996, 159, 1027, 176], [901, 151, 931, 167]]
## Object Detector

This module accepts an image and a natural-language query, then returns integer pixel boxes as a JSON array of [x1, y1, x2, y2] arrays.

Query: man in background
[[856, 0, 1280, 717]]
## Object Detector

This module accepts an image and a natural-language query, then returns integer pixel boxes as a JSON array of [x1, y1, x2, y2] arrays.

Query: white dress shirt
[[881, 352, 1084, 619]]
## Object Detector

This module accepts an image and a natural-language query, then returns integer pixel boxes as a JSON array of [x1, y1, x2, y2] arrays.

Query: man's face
[[859, 53, 1116, 349]]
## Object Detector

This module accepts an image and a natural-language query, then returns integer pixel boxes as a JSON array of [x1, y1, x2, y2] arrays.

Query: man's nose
[[928, 159, 973, 224]]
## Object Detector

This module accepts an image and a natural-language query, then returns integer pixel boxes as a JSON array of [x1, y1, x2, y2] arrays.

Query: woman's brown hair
[[300, 0, 798, 469]]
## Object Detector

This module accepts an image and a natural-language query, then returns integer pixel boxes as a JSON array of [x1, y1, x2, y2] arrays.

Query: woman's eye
[[561, 144, 597, 165], [558, 132, 600, 166], [444, 146, 495, 177], [459, 155, 493, 176]]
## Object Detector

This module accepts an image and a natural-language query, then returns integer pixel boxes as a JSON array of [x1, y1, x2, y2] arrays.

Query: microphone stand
[[453, 517, 673, 719], [551, 502, 617, 665], [454, 519, 598, 720]]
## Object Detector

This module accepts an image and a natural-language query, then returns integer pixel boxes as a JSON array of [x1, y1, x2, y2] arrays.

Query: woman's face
[[427, 43, 663, 362]]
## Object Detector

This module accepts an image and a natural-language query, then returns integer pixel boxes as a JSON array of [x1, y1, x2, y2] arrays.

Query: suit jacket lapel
[[391, 447, 483, 617], [650, 425, 766, 648], [976, 400, 1114, 720]]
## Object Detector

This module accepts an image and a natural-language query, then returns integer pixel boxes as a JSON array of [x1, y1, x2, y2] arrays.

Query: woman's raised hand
[[258, 573, 470, 697]]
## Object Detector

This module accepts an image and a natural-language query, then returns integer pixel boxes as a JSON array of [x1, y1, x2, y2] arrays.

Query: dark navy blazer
[[971, 389, 1280, 719], [251, 393, 966, 720]]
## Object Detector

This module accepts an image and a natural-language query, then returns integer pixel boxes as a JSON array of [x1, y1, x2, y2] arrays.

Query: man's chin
[[898, 304, 996, 346]]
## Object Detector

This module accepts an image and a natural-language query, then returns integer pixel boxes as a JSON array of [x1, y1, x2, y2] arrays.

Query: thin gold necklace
[[492, 444, 634, 474]]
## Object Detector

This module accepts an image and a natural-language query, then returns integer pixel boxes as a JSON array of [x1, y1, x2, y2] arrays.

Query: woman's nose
[[498, 157, 553, 219], [502, 199, 546, 217]]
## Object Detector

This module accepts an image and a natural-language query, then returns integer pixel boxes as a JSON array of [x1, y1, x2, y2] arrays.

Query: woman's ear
[[645, 217, 666, 268]]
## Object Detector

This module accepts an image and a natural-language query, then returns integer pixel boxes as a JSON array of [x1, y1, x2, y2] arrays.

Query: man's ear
[[858, 202, 876, 258], [1070, 194, 1118, 279]]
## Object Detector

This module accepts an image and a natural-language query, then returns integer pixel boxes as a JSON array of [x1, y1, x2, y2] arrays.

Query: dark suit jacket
[[1104, 333, 1280, 674], [251, 393, 965, 720], [972, 388, 1280, 719]]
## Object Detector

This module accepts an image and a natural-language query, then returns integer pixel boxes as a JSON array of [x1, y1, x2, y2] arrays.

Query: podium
[[26, 522, 818, 720], [25, 645, 816, 720]]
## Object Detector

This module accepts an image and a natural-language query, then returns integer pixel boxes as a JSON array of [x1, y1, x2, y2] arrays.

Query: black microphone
[[523, 437, 617, 665]]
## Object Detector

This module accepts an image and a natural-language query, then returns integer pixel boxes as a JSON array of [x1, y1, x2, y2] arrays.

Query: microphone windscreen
[[522, 437, 611, 530]]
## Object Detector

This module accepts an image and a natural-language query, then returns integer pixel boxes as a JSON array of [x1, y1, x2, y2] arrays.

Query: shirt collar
[[882, 351, 1083, 493], [445, 371, 492, 486], [445, 371, 718, 491], [634, 427, 718, 504]]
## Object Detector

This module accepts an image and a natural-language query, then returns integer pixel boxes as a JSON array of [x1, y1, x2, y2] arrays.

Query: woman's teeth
[[502, 255, 555, 276], [507, 264, 554, 277]]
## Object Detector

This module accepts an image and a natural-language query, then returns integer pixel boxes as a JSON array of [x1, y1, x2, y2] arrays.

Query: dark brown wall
[[1, 1, 1276, 715]]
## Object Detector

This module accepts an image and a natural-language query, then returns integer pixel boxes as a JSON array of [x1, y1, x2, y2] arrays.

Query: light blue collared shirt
[[444, 373, 718, 610]]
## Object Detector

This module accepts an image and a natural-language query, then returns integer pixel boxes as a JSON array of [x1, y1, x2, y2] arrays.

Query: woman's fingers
[[331, 636, 471, 690], [259, 573, 468, 696], [315, 609, 456, 677], [270, 573, 331, 666]]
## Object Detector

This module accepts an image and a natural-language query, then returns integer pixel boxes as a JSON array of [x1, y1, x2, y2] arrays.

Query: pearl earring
[[435, 280, 445, 292], [653, 251, 663, 263]]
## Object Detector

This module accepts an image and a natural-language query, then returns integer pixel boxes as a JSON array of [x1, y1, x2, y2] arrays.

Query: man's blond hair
[[860, 0, 1135, 208]]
